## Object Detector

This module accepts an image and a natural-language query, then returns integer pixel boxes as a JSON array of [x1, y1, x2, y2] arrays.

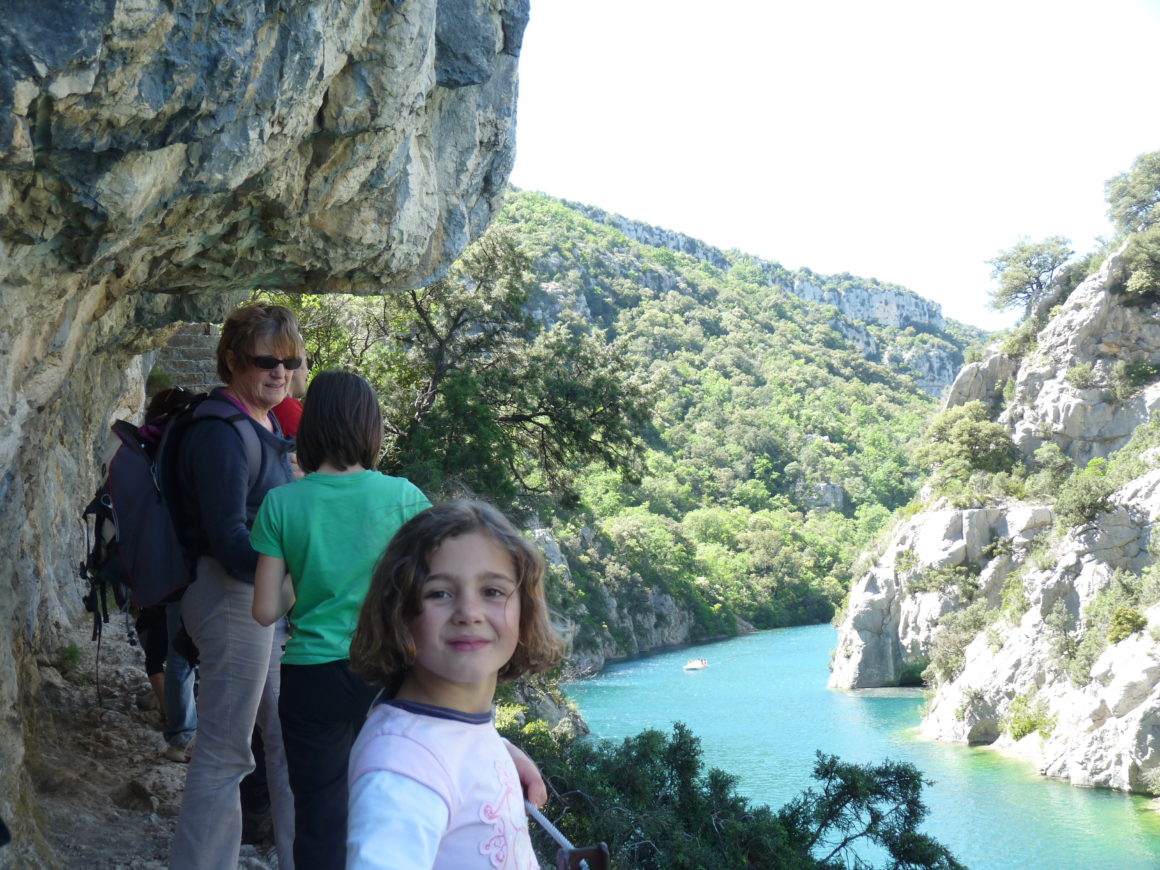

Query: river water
[[564, 624, 1160, 869]]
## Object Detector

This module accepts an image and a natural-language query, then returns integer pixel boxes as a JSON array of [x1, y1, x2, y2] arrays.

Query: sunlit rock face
[[833, 249, 1160, 797], [792, 277, 946, 333], [1000, 251, 1160, 465], [0, 0, 526, 859]]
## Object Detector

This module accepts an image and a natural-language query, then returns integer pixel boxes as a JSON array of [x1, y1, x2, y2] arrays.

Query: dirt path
[[25, 615, 278, 870]]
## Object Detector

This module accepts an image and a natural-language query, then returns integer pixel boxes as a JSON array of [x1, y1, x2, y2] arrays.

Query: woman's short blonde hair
[[350, 500, 566, 688], [216, 302, 304, 385]]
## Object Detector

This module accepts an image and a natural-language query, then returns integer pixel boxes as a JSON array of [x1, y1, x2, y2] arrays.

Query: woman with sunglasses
[[169, 302, 305, 870]]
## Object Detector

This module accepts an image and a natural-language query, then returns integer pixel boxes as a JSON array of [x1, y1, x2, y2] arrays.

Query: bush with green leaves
[[1121, 226, 1160, 302], [498, 718, 964, 870], [1110, 359, 1159, 402], [1106, 150, 1160, 302], [1059, 569, 1159, 685], [915, 401, 1018, 497], [1000, 569, 1031, 620], [53, 643, 83, 680], [1028, 442, 1074, 498], [923, 600, 990, 685], [1004, 693, 1055, 741], [999, 316, 1041, 358], [906, 563, 981, 599], [1054, 458, 1114, 529], [1108, 607, 1148, 644], [1064, 363, 1098, 390], [1045, 597, 1079, 664], [1106, 149, 1160, 235]]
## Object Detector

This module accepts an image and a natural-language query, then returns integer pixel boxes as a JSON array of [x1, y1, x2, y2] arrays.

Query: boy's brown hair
[[350, 500, 565, 687], [295, 371, 383, 473]]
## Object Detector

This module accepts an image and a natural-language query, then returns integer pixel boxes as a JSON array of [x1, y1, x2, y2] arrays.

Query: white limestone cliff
[[832, 248, 1160, 796]]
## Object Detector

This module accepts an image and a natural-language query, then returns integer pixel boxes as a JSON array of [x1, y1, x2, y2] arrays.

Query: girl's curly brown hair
[[350, 500, 565, 689]]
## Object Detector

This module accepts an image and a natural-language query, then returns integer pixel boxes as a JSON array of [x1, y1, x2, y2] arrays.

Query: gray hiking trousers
[[169, 557, 295, 870]]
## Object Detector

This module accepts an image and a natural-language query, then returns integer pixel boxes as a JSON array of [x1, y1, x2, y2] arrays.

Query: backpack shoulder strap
[[187, 396, 263, 489]]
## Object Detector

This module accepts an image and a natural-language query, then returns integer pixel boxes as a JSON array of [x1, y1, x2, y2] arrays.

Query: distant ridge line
[[550, 194, 947, 333]]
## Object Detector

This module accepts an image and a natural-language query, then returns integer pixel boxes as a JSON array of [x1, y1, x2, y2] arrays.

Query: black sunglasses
[[249, 355, 303, 370]]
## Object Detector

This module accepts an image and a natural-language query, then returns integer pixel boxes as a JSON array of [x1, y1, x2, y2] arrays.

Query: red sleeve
[[271, 397, 304, 437]]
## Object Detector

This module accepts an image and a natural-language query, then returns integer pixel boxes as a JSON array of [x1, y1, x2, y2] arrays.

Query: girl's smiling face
[[399, 531, 521, 713]]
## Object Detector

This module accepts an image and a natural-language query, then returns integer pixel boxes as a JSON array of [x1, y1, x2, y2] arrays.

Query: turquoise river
[[564, 624, 1160, 869]]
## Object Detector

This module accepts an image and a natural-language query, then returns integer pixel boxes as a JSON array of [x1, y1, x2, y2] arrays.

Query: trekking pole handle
[[524, 800, 593, 870], [525, 800, 574, 850]]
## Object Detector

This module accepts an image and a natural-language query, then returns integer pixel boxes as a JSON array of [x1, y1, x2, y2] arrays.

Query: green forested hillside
[[266, 189, 982, 651], [493, 191, 969, 643]]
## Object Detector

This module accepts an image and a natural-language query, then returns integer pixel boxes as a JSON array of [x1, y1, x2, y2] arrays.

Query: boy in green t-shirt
[[251, 371, 429, 870]]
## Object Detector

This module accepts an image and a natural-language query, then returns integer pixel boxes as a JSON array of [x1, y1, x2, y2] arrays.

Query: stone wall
[[154, 323, 223, 395]]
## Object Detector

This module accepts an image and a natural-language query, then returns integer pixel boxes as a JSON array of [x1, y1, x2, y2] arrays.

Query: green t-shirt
[[251, 471, 430, 665]]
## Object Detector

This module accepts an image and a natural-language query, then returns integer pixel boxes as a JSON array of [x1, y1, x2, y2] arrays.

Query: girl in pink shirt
[[346, 501, 565, 870]]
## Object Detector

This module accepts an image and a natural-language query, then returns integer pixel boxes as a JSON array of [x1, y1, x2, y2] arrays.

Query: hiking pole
[[524, 800, 610, 870]]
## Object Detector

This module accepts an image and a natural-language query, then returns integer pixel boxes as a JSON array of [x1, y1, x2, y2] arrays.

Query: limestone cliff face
[[532, 523, 702, 676], [792, 276, 946, 333], [558, 200, 967, 397], [829, 504, 1053, 691], [0, 1, 526, 860], [831, 250, 1160, 795], [563, 200, 734, 271], [999, 255, 1160, 466]]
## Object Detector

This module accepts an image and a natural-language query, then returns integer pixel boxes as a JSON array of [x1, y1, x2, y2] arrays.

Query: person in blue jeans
[[138, 388, 198, 763], [136, 601, 197, 762]]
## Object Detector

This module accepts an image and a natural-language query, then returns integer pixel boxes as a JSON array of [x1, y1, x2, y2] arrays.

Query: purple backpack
[[80, 393, 261, 627]]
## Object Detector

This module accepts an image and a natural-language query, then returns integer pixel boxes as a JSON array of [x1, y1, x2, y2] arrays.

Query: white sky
[[509, 0, 1160, 332]]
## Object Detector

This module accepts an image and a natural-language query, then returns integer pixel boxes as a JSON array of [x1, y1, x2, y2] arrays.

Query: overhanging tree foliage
[[382, 231, 652, 502], [260, 228, 652, 505], [986, 235, 1073, 316], [1106, 149, 1160, 234], [502, 719, 964, 870]]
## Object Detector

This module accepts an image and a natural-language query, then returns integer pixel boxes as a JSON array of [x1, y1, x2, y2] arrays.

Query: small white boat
[[683, 658, 709, 670]]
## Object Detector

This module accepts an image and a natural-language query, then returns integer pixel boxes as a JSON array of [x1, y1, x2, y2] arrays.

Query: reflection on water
[[566, 625, 1160, 870]]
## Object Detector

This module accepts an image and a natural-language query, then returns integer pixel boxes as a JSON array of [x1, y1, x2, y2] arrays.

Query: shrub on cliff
[[1106, 149, 1160, 235], [1108, 607, 1148, 644], [1003, 692, 1055, 741], [1028, 442, 1074, 498], [923, 600, 990, 685], [1107, 150, 1160, 303], [1053, 458, 1114, 529], [1058, 568, 1160, 684], [915, 401, 1019, 499]]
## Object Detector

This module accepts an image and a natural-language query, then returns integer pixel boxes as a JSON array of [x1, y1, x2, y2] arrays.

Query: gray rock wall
[[793, 277, 946, 333], [0, 1, 527, 861], [833, 251, 1160, 797]]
